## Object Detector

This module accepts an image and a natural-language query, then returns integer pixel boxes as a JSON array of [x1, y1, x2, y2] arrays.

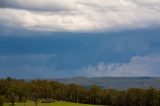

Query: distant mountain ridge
[[53, 77, 160, 90]]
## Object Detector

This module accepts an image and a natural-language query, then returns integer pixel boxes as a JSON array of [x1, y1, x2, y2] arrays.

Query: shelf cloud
[[0, 0, 160, 32]]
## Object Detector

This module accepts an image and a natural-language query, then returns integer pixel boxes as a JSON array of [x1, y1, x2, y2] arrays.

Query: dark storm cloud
[[0, 0, 75, 11]]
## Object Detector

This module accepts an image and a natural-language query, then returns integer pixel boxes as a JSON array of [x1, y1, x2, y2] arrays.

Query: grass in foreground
[[4, 101, 98, 106]]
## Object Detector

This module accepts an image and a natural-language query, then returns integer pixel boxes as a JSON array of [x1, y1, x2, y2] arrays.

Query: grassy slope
[[4, 101, 97, 106]]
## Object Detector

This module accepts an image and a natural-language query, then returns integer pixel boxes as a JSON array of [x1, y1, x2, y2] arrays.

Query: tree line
[[0, 77, 160, 106]]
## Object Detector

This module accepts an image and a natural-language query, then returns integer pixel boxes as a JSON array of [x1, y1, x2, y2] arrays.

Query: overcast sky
[[0, 0, 160, 78]]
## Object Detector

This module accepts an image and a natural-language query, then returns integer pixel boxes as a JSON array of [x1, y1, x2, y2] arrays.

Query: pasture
[[4, 101, 98, 106]]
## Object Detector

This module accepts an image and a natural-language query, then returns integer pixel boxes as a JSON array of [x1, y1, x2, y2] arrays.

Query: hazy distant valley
[[54, 77, 160, 90]]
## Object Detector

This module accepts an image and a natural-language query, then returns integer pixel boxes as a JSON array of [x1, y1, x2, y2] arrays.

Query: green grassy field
[[4, 101, 98, 106]]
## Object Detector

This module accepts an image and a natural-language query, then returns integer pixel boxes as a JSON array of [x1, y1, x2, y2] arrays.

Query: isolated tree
[[7, 81, 18, 106], [0, 96, 5, 106], [30, 81, 42, 106], [7, 92, 17, 106]]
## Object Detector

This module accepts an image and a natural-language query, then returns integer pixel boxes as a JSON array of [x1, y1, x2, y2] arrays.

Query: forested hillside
[[0, 77, 160, 106]]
